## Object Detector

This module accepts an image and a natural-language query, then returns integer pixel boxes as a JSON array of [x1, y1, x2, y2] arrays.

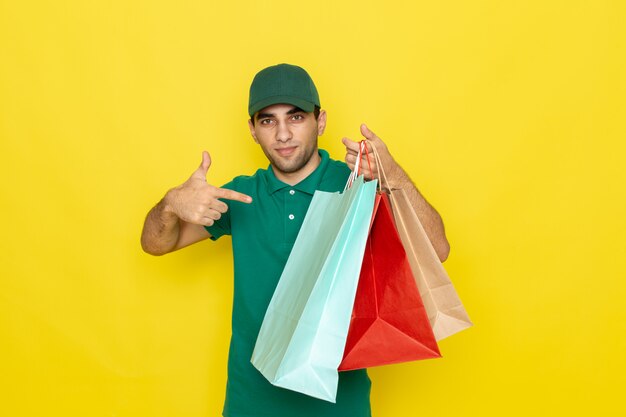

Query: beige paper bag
[[367, 141, 472, 341], [389, 188, 472, 340]]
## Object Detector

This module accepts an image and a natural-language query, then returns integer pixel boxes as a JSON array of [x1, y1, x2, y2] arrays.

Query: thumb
[[191, 151, 211, 180], [360, 123, 378, 140]]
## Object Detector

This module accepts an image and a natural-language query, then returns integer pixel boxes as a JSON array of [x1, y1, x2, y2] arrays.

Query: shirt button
[[288, 214, 295, 220], [289, 190, 295, 195]]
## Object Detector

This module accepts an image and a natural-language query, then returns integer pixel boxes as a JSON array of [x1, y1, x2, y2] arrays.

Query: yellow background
[[1, 1, 625, 416]]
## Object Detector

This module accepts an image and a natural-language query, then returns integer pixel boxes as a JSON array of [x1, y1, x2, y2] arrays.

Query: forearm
[[342, 125, 451, 261], [140, 193, 181, 256], [140, 151, 251, 255], [386, 163, 450, 262]]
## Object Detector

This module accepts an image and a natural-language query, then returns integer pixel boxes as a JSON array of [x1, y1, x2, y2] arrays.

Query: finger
[[342, 137, 361, 152], [199, 217, 215, 227], [361, 161, 378, 178], [360, 152, 376, 167], [200, 151, 211, 172], [345, 153, 356, 169], [205, 208, 222, 221], [346, 154, 376, 179], [359, 143, 376, 163], [191, 151, 212, 180], [212, 199, 229, 213], [346, 153, 376, 167], [217, 188, 253, 203], [345, 153, 357, 165], [359, 164, 375, 179]]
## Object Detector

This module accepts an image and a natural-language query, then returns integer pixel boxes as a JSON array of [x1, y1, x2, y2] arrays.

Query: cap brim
[[249, 95, 316, 118]]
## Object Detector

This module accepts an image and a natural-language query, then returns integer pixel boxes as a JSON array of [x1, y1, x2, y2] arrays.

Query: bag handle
[[345, 141, 374, 191], [367, 140, 391, 191]]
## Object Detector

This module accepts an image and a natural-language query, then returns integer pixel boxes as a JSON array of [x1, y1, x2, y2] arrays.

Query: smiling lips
[[276, 146, 297, 157]]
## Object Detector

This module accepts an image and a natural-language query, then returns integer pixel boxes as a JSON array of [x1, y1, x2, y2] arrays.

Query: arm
[[140, 151, 252, 256], [342, 124, 450, 262]]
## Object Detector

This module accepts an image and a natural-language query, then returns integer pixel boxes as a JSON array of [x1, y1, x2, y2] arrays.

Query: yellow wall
[[1, 1, 624, 415]]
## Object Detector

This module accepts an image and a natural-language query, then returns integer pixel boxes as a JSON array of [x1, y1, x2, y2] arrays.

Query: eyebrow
[[256, 106, 305, 120], [256, 112, 274, 120], [287, 106, 305, 114]]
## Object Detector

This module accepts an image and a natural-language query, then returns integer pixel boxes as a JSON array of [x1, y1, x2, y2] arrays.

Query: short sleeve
[[203, 180, 234, 240]]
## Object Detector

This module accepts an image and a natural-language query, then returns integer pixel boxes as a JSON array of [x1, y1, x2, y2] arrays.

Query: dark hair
[[251, 106, 321, 126]]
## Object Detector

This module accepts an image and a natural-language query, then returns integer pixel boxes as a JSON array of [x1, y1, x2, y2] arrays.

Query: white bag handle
[[344, 141, 367, 191]]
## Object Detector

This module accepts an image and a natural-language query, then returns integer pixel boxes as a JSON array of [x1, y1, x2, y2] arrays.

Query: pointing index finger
[[217, 188, 253, 204]]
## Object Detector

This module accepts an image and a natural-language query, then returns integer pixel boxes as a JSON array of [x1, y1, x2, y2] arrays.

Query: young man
[[141, 63, 449, 417]]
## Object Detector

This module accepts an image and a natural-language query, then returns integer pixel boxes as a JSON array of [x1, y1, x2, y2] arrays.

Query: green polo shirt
[[205, 149, 372, 417]]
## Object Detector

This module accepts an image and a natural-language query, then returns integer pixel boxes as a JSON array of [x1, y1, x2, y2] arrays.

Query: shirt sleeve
[[203, 180, 234, 240]]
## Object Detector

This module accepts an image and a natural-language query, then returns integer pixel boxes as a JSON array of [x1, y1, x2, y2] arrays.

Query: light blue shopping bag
[[251, 175, 377, 402]]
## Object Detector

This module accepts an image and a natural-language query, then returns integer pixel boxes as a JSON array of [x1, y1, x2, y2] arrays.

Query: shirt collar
[[265, 149, 330, 195]]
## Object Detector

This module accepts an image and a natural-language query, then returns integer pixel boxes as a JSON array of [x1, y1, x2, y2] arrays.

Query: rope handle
[[345, 141, 373, 190], [366, 140, 391, 191], [344, 140, 390, 192]]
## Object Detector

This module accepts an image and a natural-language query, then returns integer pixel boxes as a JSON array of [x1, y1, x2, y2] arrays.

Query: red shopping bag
[[339, 193, 441, 371]]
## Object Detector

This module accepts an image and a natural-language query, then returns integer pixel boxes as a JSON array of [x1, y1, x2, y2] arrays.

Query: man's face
[[248, 103, 326, 179]]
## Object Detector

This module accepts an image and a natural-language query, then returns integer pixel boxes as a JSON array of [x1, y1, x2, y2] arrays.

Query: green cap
[[248, 63, 320, 118]]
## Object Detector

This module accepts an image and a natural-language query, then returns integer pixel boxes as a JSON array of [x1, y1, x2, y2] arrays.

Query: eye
[[260, 119, 273, 125], [291, 114, 304, 121]]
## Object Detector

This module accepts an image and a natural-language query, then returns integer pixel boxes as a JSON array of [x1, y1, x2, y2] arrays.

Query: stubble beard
[[266, 142, 317, 175]]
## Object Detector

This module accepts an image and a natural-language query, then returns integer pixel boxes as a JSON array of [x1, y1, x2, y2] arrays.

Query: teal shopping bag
[[251, 175, 377, 403]]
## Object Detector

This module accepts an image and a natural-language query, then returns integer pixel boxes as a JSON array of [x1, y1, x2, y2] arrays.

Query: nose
[[276, 120, 293, 143]]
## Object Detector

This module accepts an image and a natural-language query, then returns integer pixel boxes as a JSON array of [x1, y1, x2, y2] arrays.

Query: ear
[[248, 119, 259, 143], [316, 110, 327, 136]]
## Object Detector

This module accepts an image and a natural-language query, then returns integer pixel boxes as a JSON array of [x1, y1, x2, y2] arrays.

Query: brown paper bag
[[389, 188, 472, 340], [368, 142, 472, 341]]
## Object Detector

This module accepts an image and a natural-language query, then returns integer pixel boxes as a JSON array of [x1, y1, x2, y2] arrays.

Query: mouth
[[275, 146, 297, 157]]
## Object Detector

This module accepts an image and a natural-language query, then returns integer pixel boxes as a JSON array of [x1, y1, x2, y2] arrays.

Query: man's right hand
[[164, 151, 252, 227]]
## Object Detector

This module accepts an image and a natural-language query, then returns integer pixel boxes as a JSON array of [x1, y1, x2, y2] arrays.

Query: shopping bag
[[369, 142, 473, 341], [251, 173, 378, 403], [389, 188, 473, 340], [339, 192, 441, 371]]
